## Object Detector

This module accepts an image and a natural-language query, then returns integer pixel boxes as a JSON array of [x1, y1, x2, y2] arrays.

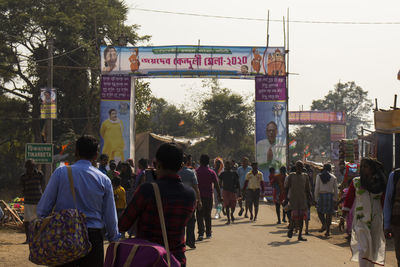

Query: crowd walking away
[[18, 135, 400, 266]]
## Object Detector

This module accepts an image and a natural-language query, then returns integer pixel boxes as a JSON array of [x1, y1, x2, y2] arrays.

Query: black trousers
[[196, 197, 213, 237], [58, 228, 104, 267], [186, 213, 196, 246], [247, 189, 260, 209]]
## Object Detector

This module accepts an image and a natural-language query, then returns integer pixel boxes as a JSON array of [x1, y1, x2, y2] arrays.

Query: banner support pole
[[130, 77, 136, 165], [45, 39, 54, 186], [286, 8, 290, 167]]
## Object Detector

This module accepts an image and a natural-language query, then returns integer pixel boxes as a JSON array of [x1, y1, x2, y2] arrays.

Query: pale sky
[[126, 0, 400, 127]]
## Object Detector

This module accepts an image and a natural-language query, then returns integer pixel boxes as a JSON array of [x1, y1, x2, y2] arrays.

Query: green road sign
[[25, 143, 53, 163]]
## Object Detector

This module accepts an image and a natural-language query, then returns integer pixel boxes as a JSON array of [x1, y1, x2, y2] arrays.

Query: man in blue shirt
[[37, 135, 119, 267], [237, 157, 252, 217]]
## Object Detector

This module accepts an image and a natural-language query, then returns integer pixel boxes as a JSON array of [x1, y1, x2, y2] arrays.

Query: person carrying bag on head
[[33, 135, 120, 267]]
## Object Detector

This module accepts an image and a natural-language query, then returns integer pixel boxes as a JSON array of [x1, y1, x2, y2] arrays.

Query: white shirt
[[314, 173, 339, 201], [256, 138, 285, 165]]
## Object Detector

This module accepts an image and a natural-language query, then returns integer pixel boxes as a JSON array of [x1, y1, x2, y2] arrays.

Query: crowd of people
[[16, 135, 400, 266]]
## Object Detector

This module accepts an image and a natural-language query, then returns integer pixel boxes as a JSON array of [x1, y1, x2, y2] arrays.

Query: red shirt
[[196, 166, 219, 199]]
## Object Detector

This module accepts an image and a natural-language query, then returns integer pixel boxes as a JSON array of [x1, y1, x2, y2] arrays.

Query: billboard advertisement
[[100, 45, 285, 79], [40, 88, 56, 119], [255, 76, 287, 197], [100, 75, 131, 162], [288, 111, 345, 125]]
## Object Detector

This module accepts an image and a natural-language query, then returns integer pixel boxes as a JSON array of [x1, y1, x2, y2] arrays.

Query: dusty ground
[[0, 203, 397, 266]]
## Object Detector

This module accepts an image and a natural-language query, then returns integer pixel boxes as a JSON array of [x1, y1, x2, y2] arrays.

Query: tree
[[311, 81, 373, 138], [200, 79, 254, 158], [0, 95, 32, 194], [289, 81, 372, 163], [136, 96, 204, 137], [288, 126, 330, 163], [0, 0, 150, 142], [0, 0, 149, 197]]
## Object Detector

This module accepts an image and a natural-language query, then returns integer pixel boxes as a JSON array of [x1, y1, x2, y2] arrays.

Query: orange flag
[[178, 120, 185, 126], [60, 143, 70, 155], [146, 102, 152, 111]]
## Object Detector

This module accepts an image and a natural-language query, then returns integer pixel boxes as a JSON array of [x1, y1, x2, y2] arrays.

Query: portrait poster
[[100, 75, 131, 163], [100, 45, 285, 79], [255, 76, 287, 198], [40, 88, 56, 119]]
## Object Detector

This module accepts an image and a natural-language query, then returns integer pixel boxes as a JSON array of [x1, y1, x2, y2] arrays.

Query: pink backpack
[[104, 238, 180, 267]]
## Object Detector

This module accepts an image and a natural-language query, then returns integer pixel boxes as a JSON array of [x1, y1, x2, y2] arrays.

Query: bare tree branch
[[0, 85, 30, 100]]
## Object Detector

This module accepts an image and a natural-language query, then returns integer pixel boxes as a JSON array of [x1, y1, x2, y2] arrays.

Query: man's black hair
[[112, 177, 121, 187], [280, 166, 287, 174], [99, 154, 109, 161], [323, 163, 332, 172], [138, 158, 148, 169], [266, 121, 278, 129], [269, 167, 275, 173], [76, 135, 98, 160], [108, 109, 117, 115], [156, 143, 183, 172], [200, 154, 210, 166], [183, 154, 192, 164]]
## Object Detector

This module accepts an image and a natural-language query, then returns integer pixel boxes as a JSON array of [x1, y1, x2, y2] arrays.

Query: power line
[[0, 116, 98, 121], [1, 33, 96, 64], [34, 43, 92, 63], [131, 8, 400, 25]]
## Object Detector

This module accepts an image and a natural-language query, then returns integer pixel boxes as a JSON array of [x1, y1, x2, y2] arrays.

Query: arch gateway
[[99, 44, 288, 197]]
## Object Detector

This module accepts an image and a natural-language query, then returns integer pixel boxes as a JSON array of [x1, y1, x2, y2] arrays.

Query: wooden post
[[361, 127, 364, 157]]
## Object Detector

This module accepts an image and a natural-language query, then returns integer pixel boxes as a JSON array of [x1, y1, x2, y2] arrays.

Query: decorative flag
[[60, 142, 70, 155], [305, 151, 311, 158], [321, 151, 326, 156], [304, 145, 310, 152], [146, 102, 152, 112], [292, 152, 298, 157], [178, 120, 185, 126], [289, 140, 297, 149]]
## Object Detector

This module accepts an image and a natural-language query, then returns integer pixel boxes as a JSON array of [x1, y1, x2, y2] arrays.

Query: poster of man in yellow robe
[[100, 75, 131, 163], [100, 109, 125, 162]]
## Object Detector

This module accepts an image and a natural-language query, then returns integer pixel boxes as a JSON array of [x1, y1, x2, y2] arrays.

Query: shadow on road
[[267, 239, 299, 247], [267, 229, 288, 235], [252, 223, 279, 227], [213, 220, 254, 227]]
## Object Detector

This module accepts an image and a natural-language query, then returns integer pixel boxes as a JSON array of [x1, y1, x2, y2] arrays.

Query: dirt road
[[0, 203, 397, 266], [186, 203, 397, 267]]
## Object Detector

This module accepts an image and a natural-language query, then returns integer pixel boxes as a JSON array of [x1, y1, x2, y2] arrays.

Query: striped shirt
[[21, 170, 44, 204]]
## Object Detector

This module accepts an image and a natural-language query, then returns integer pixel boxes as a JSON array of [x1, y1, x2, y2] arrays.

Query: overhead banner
[[100, 45, 285, 79], [40, 88, 56, 119], [255, 76, 287, 198], [100, 75, 131, 163], [289, 111, 346, 125]]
